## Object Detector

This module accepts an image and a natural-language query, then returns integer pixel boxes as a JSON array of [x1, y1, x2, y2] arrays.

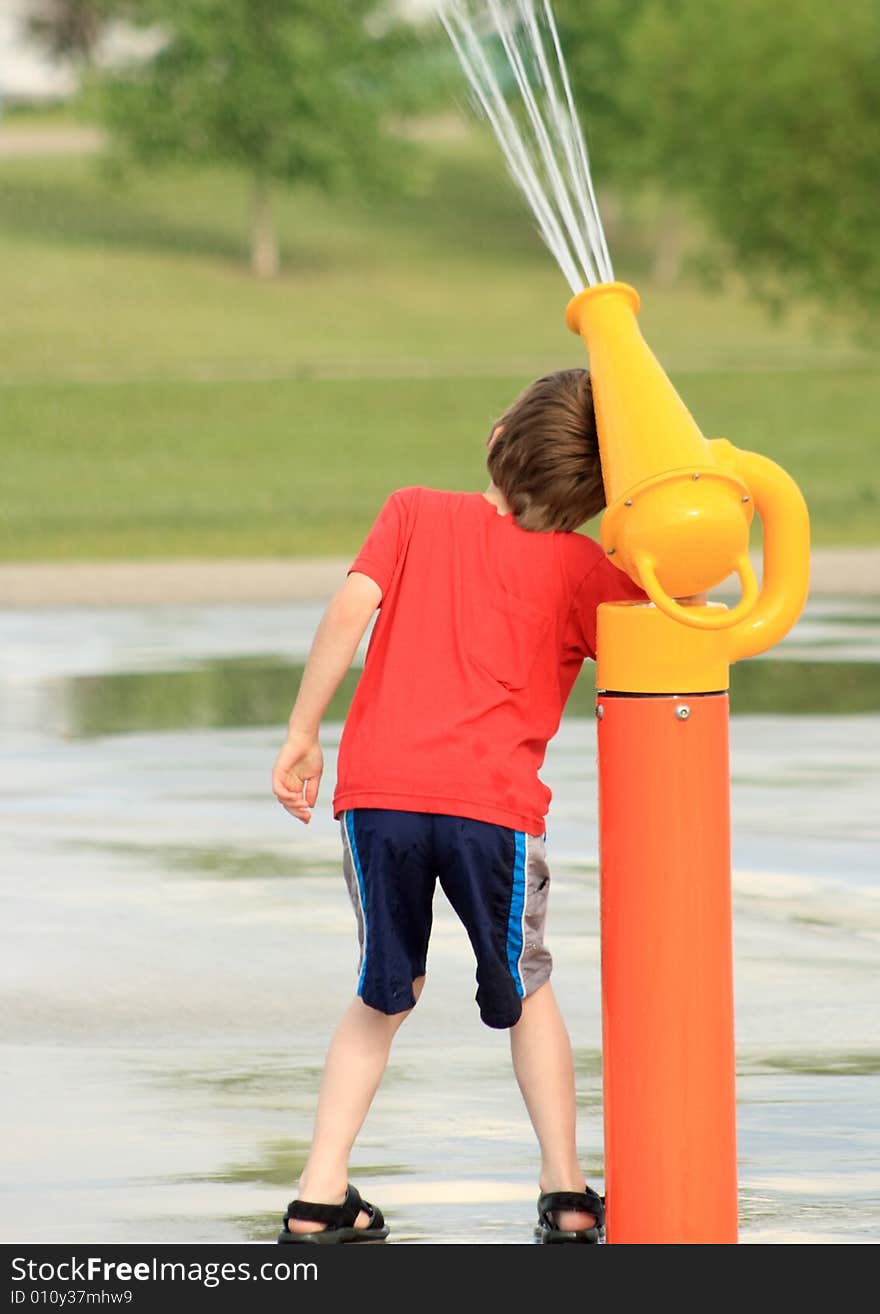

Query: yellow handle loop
[[717, 443, 811, 662], [634, 551, 760, 631]]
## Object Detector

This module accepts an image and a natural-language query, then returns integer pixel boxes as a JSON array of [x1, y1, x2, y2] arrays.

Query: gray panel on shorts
[[340, 814, 366, 976], [520, 832, 553, 996]]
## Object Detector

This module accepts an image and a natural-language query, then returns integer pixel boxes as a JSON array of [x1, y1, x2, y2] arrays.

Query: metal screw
[[675, 705, 691, 720], [742, 495, 750, 503], [692, 472, 701, 480], [624, 499, 633, 507], [607, 547, 615, 555], [596, 704, 604, 720]]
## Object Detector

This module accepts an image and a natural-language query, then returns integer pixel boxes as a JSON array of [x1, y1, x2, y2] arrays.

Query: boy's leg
[[288, 809, 435, 1231], [287, 977, 425, 1234], [432, 820, 594, 1228], [509, 980, 597, 1232]]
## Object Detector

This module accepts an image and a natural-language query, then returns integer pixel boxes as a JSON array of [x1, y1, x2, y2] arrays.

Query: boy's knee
[[394, 976, 426, 1027], [359, 975, 426, 1029], [392, 975, 426, 1028]]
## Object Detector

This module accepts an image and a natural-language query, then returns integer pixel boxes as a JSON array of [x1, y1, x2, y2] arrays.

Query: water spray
[[438, 0, 612, 291], [438, 0, 811, 1245]]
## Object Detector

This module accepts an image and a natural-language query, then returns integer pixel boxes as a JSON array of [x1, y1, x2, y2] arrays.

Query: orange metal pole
[[597, 686, 738, 1243], [563, 282, 808, 1243]]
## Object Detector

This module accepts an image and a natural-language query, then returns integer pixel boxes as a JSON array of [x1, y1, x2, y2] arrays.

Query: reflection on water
[[739, 1052, 880, 1078], [0, 594, 878, 740], [54, 655, 880, 738], [1, 595, 878, 1245], [63, 660, 360, 739], [76, 839, 343, 880], [190, 1139, 314, 1188]]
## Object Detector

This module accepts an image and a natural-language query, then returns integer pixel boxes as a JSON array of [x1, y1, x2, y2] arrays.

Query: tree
[[552, 0, 653, 189], [555, 0, 880, 318], [27, 0, 107, 65], [96, 0, 419, 277]]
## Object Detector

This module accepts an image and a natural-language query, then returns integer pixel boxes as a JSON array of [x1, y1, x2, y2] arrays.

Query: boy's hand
[[272, 731, 324, 824]]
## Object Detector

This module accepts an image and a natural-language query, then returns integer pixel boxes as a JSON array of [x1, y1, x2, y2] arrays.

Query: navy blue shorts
[[340, 809, 553, 1029]]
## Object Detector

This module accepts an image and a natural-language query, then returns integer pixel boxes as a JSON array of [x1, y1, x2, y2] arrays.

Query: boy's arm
[[272, 571, 381, 824]]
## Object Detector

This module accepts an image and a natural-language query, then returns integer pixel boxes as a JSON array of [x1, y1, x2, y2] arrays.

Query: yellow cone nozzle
[[566, 282, 809, 653], [567, 282, 756, 625]]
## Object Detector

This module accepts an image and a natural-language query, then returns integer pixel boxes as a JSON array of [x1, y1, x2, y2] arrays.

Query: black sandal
[[535, 1187, 605, 1244], [277, 1183, 389, 1244]]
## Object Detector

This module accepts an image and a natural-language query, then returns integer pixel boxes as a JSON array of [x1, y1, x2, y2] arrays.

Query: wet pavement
[[1, 596, 878, 1245]]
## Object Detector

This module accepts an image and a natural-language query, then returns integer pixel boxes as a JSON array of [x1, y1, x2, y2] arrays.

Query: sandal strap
[[538, 1187, 605, 1229], [284, 1184, 363, 1228]]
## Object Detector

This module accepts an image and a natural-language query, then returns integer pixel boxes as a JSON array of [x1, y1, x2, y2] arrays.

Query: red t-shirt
[[333, 487, 646, 836]]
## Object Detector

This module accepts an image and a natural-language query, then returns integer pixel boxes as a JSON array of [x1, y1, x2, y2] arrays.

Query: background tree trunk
[[250, 177, 280, 279]]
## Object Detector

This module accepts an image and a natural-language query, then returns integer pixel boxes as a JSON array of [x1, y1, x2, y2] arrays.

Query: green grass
[[1, 130, 877, 559], [2, 370, 878, 560]]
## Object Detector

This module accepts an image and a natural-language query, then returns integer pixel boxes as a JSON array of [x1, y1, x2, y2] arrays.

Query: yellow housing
[[566, 281, 810, 671]]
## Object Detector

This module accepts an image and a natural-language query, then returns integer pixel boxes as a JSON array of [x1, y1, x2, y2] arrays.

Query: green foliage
[[555, 0, 880, 318], [552, 0, 652, 186], [629, 0, 880, 316], [95, 1, 416, 206]]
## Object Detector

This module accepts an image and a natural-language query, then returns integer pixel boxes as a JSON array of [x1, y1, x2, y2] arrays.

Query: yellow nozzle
[[567, 282, 754, 618], [566, 282, 809, 657]]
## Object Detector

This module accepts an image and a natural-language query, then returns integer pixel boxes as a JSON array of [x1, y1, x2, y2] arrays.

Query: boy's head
[[486, 368, 605, 533]]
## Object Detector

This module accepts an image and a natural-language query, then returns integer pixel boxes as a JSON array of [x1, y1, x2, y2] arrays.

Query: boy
[[271, 368, 646, 1244]]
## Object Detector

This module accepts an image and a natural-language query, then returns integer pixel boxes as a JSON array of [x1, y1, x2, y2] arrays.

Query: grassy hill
[[1, 127, 877, 559]]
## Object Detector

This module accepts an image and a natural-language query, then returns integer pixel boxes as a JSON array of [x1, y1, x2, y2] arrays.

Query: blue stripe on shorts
[[505, 830, 527, 998], [344, 810, 370, 994]]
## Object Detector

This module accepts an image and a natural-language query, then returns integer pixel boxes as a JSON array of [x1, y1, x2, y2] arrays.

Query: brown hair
[[486, 368, 605, 532]]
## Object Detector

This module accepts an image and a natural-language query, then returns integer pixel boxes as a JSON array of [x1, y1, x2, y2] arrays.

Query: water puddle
[[43, 654, 880, 738], [1, 594, 878, 1244]]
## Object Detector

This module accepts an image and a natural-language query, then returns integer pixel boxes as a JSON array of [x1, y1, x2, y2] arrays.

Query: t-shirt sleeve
[[348, 488, 414, 598], [567, 555, 648, 660]]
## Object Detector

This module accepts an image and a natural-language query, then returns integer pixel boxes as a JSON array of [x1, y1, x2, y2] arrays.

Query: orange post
[[565, 282, 810, 1244], [597, 689, 738, 1243]]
